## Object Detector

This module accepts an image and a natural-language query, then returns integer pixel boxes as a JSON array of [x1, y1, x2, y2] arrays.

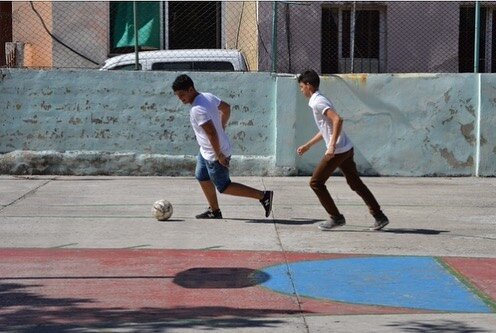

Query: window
[[152, 62, 193, 71], [192, 61, 234, 71], [109, 1, 222, 55], [151, 61, 234, 71], [167, 1, 221, 49], [109, 63, 142, 70], [322, 6, 385, 74], [110, 2, 161, 54]]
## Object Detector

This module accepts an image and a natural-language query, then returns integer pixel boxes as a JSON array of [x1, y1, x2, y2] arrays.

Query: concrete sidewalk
[[0, 175, 495, 332]]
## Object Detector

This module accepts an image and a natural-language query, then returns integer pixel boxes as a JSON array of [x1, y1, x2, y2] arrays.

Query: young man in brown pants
[[296, 70, 389, 231]]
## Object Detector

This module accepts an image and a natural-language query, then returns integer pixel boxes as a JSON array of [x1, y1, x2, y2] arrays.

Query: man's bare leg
[[198, 180, 220, 210]]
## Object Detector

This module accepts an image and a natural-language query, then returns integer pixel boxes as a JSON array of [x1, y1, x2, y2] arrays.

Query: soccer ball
[[152, 199, 173, 221]]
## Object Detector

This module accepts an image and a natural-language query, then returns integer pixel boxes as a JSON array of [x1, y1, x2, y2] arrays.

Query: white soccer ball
[[152, 199, 173, 221]]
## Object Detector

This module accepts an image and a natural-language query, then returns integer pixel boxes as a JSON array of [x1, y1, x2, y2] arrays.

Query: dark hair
[[172, 74, 195, 91], [297, 70, 320, 89]]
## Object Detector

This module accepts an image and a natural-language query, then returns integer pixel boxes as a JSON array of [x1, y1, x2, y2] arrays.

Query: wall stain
[[159, 130, 176, 141], [441, 116, 453, 125], [95, 129, 111, 139], [69, 117, 82, 125], [460, 122, 475, 145], [444, 89, 451, 103], [464, 104, 475, 117], [140, 102, 156, 111], [437, 147, 473, 168], [41, 88, 53, 96], [22, 117, 38, 124], [41, 101, 51, 111], [234, 131, 246, 140], [90, 114, 118, 124]]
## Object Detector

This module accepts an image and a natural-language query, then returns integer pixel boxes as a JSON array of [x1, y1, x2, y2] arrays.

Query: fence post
[[133, 1, 139, 70], [350, 1, 356, 73], [271, 1, 278, 72], [474, 0, 480, 73]]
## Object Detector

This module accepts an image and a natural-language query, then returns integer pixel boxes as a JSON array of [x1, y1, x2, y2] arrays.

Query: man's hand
[[297, 144, 310, 156], [325, 146, 335, 160], [218, 153, 230, 168]]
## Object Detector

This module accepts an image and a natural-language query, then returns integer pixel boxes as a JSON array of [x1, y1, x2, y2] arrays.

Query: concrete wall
[[295, 74, 484, 176], [0, 69, 495, 176]]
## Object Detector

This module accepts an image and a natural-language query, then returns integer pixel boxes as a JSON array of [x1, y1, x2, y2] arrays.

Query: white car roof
[[101, 49, 245, 70]]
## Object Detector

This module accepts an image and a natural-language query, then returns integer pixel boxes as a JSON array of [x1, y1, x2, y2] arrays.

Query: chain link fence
[[0, 1, 493, 73]]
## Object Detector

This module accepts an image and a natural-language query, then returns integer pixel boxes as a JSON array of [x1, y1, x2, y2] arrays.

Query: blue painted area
[[261, 256, 491, 313]]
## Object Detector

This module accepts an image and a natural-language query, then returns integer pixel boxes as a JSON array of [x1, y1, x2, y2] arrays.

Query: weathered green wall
[[0, 69, 494, 176]]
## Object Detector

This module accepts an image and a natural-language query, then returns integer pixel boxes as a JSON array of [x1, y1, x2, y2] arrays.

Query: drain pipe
[[475, 73, 481, 177], [474, 1, 481, 177]]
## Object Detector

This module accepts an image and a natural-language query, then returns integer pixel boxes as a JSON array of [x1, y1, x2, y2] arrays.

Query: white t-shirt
[[309, 91, 353, 154], [190, 92, 232, 161]]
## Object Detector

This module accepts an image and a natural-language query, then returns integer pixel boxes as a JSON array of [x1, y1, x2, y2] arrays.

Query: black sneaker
[[195, 207, 223, 219], [318, 215, 346, 231], [260, 190, 273, 218], [370, 212, 389, 231]]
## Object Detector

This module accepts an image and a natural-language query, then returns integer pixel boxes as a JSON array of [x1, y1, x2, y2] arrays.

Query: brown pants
[[310, 148, 382, 218]]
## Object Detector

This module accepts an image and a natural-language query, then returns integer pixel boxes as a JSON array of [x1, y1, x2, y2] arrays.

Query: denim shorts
[[195, 153, 232, 193]]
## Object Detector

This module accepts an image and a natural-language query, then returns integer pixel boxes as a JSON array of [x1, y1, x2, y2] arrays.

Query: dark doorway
[[168, 1, 221, 49], [321, 7, 339, 74], [0, 2, 12, 67], [492, 11, 496, 72], [459, 6, 487, 72]]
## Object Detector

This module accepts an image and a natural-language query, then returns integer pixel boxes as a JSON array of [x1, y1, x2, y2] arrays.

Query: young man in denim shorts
[[172, 74, 273, 219], [296, 70, 389, 231]]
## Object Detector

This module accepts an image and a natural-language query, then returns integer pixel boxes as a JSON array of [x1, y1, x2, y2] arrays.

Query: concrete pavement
[[0, 175, 495, 332]]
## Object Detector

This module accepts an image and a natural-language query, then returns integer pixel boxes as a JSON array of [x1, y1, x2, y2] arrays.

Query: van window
[[193, 61, 234, 71], [152, 62, 193, 71], [110, 63, 142, 70], [151, 61, 235, 71]]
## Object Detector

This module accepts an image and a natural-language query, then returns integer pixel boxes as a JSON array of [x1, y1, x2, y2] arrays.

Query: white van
[[100, 49, 249, 72]]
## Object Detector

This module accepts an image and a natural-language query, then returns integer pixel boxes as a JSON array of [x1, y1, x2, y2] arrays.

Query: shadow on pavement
[[327, 228, 449, 235], [386, 320, 491, 333], [173, 267, 270, 289], [383, 228, 449, 235], [0, 282, 303, 333], [242, 218, 323, 225]]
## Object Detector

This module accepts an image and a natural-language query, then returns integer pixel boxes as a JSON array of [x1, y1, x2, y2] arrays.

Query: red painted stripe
[[0, 248, 462, 327], [442, 257, 496, 301]]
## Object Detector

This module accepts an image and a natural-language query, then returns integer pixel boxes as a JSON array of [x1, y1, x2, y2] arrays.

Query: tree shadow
[[0, 272, 304, 332], [386, 320, 491, 333]]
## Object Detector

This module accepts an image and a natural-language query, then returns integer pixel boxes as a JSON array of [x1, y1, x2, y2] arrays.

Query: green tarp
[[111, 1, 160, 50]]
